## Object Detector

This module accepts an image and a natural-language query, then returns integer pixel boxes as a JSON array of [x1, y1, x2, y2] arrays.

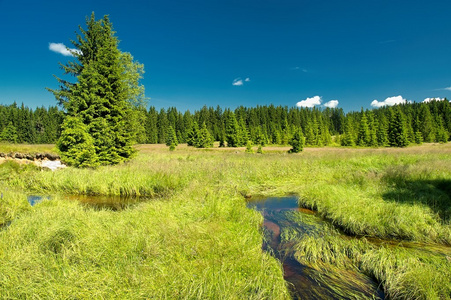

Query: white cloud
[[423, 97, 445, 103], [296, 96, 322, 108], [233, 77, 250, 86], [324, 100, 339, 108], [370, 95, 407, 108], [444, 87, 451, 91], [49, 42, 81, 56], [232, 78, 243, 86], [291, 66, 308, 72]]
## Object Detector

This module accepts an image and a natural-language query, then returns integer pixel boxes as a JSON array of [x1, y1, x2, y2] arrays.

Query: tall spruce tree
[[225, 111, 240, 147], [165, 125, 178, 148], [48, 13, 145, 167], [357, 109, 370, 146], [195, 122, 214, 148], [341, 117, 355, 146], [418, 104, 435, 142], [388, 106, 409, 147], [376, 113, 389, 146], [186, 121, 199, 146]]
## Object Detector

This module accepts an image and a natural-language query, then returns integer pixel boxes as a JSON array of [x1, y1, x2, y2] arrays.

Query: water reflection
[[247, 196, 383, 300], [26, 194, 147, 210], [64, 195, 146, 210], [27, 195, 50, 206]]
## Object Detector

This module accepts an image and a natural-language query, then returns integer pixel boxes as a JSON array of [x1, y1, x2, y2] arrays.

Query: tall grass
[[0, 143, 450, 298], [293, 233, 451, 299], [0, 192, 289, 299], [0, 187, 30, 227], [0, 143, 56, 154]]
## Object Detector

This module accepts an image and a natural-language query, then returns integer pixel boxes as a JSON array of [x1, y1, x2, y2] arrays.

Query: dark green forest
[[0, 103, 64, 144], [1, 99, 450, 147]]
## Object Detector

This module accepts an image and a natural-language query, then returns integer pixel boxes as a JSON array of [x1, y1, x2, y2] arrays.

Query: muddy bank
[[0, 152, 65, 171], [0, 152, 60, 161]]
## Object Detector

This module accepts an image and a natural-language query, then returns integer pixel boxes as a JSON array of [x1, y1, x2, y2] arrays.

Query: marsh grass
[[0, 143, 57, 154], [0, 187, 31, 227], [0, 192, 289, 299], [0, 143, 450, 298], [293, 233, 451, 299]]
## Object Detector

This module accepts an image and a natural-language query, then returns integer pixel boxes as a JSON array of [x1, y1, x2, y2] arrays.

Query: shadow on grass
[[382, 177, 451, 222]]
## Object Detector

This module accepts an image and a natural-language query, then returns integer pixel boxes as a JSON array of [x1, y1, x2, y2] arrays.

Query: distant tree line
[[142, 99, 450, 148], [0, 102, 63, 144], [1, 99, 450, 148]]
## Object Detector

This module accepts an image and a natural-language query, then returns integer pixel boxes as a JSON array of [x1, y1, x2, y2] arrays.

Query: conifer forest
[[1, 99, 450, 147]]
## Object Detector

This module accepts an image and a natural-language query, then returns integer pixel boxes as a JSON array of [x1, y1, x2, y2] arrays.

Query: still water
[[27, 194, 146, 210]]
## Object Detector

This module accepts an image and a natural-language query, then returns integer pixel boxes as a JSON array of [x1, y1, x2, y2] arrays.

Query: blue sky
[[1, 0, 450, 112]]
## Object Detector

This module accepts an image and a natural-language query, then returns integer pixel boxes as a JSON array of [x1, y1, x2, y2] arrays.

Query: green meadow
[[1, 143, 450, 299]]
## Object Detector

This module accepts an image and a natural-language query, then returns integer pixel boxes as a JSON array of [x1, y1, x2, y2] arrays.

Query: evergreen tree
[[186, 121, 199, 146], [288, 128, 305, 153], [418, 104, 435, 142], [272, 129, 282, 145], [367, 113, 378, 147], [219, 126, 226, 147], [341, 118, 355, 146], [405, 114, 415, 144], [237, 117, 249, 146], [304, 123, 315, 146], [225, 111, 240, 147], [145, 107, 159, 143], [435, 118, 449, 143], [245, 140, 254, 153], [165, 125, 178, 147], [48, 13, 145, 166], [376, 113, 389, 146], [157, 108, 169, 144], [182, 110, 194, 143], [439, 99, 451, 137], [57, 116, 98, 167], [0, 122, 18, 143], [254, 126, 266, 146], [414, 131, 423, 144], [357, 110, 370, 146], [388, 106, 409, 147], [195, 122, 214, 148], [319, 122, 332, 146]]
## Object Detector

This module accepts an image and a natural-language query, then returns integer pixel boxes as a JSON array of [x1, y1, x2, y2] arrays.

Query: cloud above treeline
[[232, 77, 250, 86], [423, 97, 445, 103], [324, 100, 339, 108], [295, 96, 339, 108], [370, 95, 408, 108], [49, 42, 81, 56]]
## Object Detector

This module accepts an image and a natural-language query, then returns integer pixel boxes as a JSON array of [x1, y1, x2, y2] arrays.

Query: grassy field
[[0, 143, 450, 299]]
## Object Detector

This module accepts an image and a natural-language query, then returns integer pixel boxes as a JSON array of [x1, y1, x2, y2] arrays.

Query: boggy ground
[[0, 143, 450, 299]]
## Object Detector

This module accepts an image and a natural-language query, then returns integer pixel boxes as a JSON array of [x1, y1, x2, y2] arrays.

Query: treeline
[[1, 99, 450, 147], [0, 103, 64, 144], [141, 99, 450, 147]]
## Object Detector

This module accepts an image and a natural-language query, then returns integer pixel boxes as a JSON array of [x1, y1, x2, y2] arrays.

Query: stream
[[247, 196, 384, 299]]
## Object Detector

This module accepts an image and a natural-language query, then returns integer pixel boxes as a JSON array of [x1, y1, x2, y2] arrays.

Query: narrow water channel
[[247, 196, 384, 299], [27, 194, 146, 210]]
